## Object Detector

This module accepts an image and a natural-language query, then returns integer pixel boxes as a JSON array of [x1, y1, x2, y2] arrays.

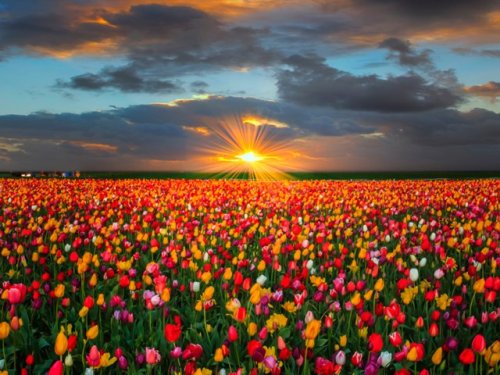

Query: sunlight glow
[[236, 151, 264, 163]]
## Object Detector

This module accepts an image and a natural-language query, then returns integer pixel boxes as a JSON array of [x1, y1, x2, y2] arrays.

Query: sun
[[236, 151, 264, 163]]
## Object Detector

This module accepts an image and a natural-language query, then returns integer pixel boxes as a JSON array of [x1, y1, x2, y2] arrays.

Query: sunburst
[[194, 115, 296, 180]]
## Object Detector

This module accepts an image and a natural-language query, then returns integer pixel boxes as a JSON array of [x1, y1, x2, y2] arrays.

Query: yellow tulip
[[304, 319, 321, 340], [54, 330, 68, 356], [432, 347, 443, 365], [247, 322, 257, 336], [0, 322, 10, 340], [54, 284, 65, 298], [214, 348, 224, 362], [79, 306, 89, 318], [374, 278, 385, 292], [339, 335, 347, 347], [86, 325, 99, 340], [406, 347, 418, 361]]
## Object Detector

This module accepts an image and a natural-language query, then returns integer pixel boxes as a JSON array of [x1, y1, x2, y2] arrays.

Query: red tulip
[[48, 360, 64, 375], [459, 348, 475, 365], [67, 334, 78, 352], [315, 357, 336, 375], [228, 325, 238, 342], [368, 333, 383, 352], [234, 307, 247, 322], [182, 343, 203, 361], [351, 351, 363, 367], [164, 323, 182, 342], [389, 331, 403, 347], [429, 323, 439, 337], [86, 345, 100, 368], [8, 284, 27, 305], [471, 334, 486, 353]]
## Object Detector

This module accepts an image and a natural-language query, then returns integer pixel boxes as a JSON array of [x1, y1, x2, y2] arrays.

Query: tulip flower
[[459, 348, 475, 365], [86, 325, 99, 340], [379, 351, 392, 367], [54, 330, 68, 356], [228, 325, 238, 342], [432, 347, 443, 365], [145, 347, 161, 365], [164, 323, 182, 342], [0, 323, 10, 340], [86, 345, 100, 368], [48, 360, 64, 375], [367, 333, 383, 352], [472, 334, 486, 354]]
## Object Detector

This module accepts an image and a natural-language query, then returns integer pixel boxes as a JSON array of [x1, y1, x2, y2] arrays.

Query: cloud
[[276, 54, 462, 112], [464, 81, 500, 101], [313, 0, 500, 44], [57, 66, 182, 93], [349, 0, 496, 22], [0, 95, 498, 171], [34, 4, 281, 92], [379, 37, 432, 67], [453, 47, 500, 58], [190, 81, 209, 94]]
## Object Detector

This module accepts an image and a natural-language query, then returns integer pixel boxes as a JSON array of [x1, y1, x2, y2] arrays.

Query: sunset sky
[[0, 0, 499, 171]]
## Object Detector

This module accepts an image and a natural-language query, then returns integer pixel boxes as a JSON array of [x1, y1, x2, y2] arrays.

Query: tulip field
[[0, 178, 499, 375]]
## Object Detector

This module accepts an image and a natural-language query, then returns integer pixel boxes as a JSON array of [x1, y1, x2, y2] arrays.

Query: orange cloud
[[464, 81, 500, 101], [241, 114, 289, 128], [69, 141, 118, 153], [182, 126, 211, 136]]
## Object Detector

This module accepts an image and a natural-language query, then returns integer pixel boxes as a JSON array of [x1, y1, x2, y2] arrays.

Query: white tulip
[[379, 351, 392, 367], [434, 268, 445, 279], [419, 257, 427, 267], [335, 350, 346, 365], [65, 353, 73, 367], [192, 281, 200, 293], [409, 268, 419, 282], [256, 275, 267, 286]]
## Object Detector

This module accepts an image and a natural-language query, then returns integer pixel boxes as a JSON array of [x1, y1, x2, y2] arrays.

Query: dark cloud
[[190, 81, 209, 94], [277, 54, 461, 112], [379, 38, 432, 67], [0, 13, 115, 52], [31, 4, 281, 92], [57, 65, 182, 93], [0, 96, 499, 170], [313, 0, 499, 44], [347, 0, 496, 22], [453, 48, 500, 58], [464, 82, 500, 101]]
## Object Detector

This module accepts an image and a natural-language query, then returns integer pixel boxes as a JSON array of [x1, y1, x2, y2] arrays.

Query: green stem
[[303, 348, 308, 375], [2, 340, 6, 370], [469, 291, 476, 317]]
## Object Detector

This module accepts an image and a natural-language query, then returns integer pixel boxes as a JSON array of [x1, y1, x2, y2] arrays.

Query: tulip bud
[[54, 330, 68, 356], [432, 347, 443, 365], [471, 334, 486, 353], [228, 325, 238, 342], [0, 322, 11, 340], [64, 353, 73, 367], [86, 325, 99, 340], [335, 350, 346, 365]]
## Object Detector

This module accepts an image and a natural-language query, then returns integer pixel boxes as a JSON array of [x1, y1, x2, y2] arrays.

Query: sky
[[0, 0, 499, 171]]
